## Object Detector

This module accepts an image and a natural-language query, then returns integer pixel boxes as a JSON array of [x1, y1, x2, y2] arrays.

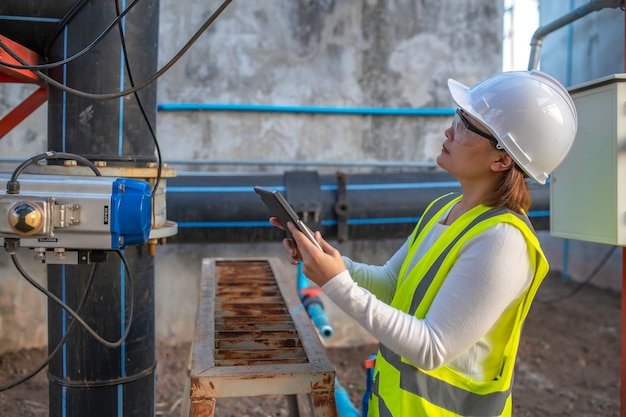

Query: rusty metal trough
[[184, 258, 337, 416]]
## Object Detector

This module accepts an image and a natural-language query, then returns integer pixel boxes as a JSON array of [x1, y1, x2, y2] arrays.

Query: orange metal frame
[[0, 35, 47, 140]]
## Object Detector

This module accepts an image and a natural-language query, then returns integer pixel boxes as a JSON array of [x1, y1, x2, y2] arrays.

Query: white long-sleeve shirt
[[321, 213, 533, 382]]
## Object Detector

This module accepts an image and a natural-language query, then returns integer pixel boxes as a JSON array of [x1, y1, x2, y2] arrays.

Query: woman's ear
[[491, 152, 514, 173]]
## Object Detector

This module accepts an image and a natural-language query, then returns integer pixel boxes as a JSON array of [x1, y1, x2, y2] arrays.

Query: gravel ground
[[0, 272, 620, 417]]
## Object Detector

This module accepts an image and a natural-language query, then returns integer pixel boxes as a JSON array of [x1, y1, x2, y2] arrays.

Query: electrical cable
[[536, 245, 617, 303], [7, 151, 101, 196], [43, 0, 90, 57], [9, 250, 134, 349], [0, 0, 143, 71], [9, 150, 101, 183], [0, 0, 233, 100], [114, 0, 162, 196], [0, 262, 99, 392]]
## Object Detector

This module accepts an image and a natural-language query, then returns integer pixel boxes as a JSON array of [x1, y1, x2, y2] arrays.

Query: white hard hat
[[447, 70, 578, 184]]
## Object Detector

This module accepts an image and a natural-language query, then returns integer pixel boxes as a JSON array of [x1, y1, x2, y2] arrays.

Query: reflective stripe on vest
[[369, 194, 545, 417], [377, 344, 511, 416], [371, 370, 393, 417], [411, 192, 458, 244], [408, 205, 509, 316]]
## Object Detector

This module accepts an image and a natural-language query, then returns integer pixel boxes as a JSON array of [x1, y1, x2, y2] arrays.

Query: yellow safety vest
[[368, 193, 549, 417]]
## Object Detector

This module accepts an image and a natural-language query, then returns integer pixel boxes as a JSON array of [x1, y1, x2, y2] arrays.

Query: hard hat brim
[[447, 77, 501, 144], [447, 78, 473, 112]]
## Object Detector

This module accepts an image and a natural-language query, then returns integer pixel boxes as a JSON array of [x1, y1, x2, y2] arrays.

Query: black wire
[[0, 262, 99, 392], [43, 0, 90, 57], [0, 0, 143, 71], [114, 0, 162, 196], [0, 0, 233, 100], [536, 245, 617, 303], [10, 151, 101, 183], [11, 250, 134, 349]]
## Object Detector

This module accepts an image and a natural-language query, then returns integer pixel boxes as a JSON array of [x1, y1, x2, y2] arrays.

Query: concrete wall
[[2, 0, 567, 353], [156, 0, 502, 173]]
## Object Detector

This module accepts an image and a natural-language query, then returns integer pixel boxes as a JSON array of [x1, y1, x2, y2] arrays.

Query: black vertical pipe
[[45, 1, 159, 417]]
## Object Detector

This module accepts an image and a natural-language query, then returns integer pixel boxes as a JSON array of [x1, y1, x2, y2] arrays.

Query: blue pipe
[[335, 377, 361, 417], [297, 263, 334, 338], [296, 262, 309, 294], [0, 15, 61, 23], [174, 209, 548, 229], [566, 0, 576, 86], [157, 103, 455, 116], [306, 302, 333, 338]]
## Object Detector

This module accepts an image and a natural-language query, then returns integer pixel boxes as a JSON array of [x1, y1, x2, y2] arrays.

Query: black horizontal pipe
[[166, 171, 550, 244]]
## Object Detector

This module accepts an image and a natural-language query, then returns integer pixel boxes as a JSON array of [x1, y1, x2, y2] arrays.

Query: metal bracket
[[334, 171, 350, 243], [53, 203, 81, 228], [284, 171, 321, 231], [34, 248, 108, 264]]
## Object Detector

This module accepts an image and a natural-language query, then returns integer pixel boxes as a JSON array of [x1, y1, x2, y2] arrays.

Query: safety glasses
[[455, 108, 502, 149]]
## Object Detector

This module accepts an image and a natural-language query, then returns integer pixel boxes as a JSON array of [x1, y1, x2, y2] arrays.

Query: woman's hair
[[484, 163, 532, 214]]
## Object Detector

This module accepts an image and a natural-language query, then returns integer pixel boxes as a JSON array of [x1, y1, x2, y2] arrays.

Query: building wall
[[538, 0, 624, 86], [1, 0, 506, 352], [156, 0, 503, 173]]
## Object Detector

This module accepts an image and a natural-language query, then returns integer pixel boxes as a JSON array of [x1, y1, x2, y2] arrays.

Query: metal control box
[[0, 173, 152, 250], [550, 74, 626, 245]]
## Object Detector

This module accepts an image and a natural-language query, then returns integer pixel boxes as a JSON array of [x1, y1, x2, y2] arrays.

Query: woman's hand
[[268, 217, 346, 287], [286, 221, 346, 287]]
